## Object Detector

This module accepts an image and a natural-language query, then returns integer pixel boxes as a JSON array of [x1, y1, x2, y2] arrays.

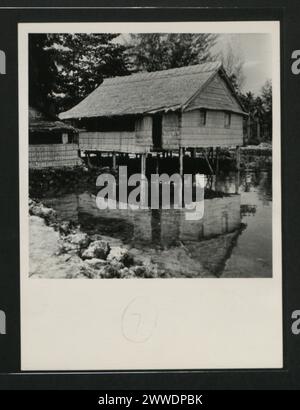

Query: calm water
[[42, 170, 272, 278]]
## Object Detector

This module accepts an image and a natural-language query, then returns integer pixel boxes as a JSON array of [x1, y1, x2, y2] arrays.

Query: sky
[[213, 33, 272, 95], [119, 33, 272, 95]]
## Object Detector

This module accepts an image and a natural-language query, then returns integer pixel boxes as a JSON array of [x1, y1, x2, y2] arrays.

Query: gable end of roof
[[183, 68, 247, 115]]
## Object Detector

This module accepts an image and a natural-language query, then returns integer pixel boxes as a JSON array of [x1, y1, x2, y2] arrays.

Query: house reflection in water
[[44, 191, 243, 277], [131, 194, 243, 277]]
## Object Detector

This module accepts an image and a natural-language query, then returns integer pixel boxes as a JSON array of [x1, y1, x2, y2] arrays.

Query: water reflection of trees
[[241, 170, 272, 202], [213, 170, 272, 205]]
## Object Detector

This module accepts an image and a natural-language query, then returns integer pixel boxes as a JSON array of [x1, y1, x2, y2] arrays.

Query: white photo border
[[19, 21, 282, 371]]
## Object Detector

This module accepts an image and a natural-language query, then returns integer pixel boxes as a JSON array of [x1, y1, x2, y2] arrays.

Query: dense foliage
[[240, 80, 272, 143], [127, 33, 218, 72], [29, 33, 129, 113]]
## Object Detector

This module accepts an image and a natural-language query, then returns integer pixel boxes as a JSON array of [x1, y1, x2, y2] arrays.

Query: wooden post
[[141, 153, 147, 176], [235, 146, 241, 194], [141, 153, 147, 207], [235, 170, 240, 194], [215, 147, 219, 174], [112, 152, 117, 169], [203, 148, 214, 174], [236, 146, 241, 171], [156, 153, 160, 174], [214, 172, 218, 192], [179, 147, 184, 177], [191, 148, 196, 159], [86, 151, 92, 169]]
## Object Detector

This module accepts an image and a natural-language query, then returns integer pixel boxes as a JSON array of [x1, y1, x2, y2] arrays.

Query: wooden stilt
[[179, 147, 184, 176], [203, 148, 214, 174], [112, 152, 117, 169], [215, 147, 219, 174], [86, 151, 92, 168], [156, 153, 160, 174], [141, 153, 146, 176], [235, 146, 241, 194], [235, 170, 240, 194], [141, 153, 147, 206], [214, 172, 218, 192], [236, 146, 241, 171], [191, 148, 197, 159]]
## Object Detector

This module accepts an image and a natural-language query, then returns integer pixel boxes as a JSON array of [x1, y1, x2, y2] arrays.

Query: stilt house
[[59, 62, 246, 160]]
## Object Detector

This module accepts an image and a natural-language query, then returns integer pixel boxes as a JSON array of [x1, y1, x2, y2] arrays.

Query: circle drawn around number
[[122, 297, 157, 343]]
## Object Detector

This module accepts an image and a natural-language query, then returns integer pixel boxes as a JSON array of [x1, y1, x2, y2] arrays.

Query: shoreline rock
[[29, 198, 160, 279]]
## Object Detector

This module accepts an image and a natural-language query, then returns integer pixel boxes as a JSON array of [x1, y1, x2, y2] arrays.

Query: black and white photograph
[[19, 21, 281, 371], [4, 0, 300, 392], [27, 30, 274, 279]]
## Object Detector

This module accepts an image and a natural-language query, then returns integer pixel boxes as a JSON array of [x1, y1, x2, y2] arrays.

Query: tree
[[29, 34, 58, 115], [220, 42, 245, 91], [252, 96, 265, 140], [127, 33, 218, 72], [240, 91, 256, 113], [29, 33, 130, 113], [53, 34, 129, 111], [261, 79, 272, 140], [261, 79, 272, 112], [240, 83, 272, 144]]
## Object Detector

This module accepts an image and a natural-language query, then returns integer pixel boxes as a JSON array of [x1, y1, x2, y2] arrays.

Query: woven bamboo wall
[[29, 144, 81, 168], [79, 116, 153, 153], [78, 108, 243, 153], [79, 131, 137, 153], [135, 116, 153, 151], [162, 112, 181, 150]]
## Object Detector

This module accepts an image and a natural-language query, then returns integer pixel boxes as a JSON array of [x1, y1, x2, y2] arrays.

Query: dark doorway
[[152, 114, 162, 150]]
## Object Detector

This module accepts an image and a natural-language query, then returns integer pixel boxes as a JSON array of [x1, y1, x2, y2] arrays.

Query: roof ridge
[[101, 61, 221, 86]]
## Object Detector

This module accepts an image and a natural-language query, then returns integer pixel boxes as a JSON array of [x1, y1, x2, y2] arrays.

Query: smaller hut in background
[[29, 107, 81, 169]]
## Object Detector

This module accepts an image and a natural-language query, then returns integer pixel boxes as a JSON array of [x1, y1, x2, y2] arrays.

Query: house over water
[[29, 107, 81, 169], [59, 61, 247, 173]]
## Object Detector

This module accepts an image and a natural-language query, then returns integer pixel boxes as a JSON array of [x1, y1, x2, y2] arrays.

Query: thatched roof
[[59, 62, 245, 120], [29, 107, 76, 133]]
